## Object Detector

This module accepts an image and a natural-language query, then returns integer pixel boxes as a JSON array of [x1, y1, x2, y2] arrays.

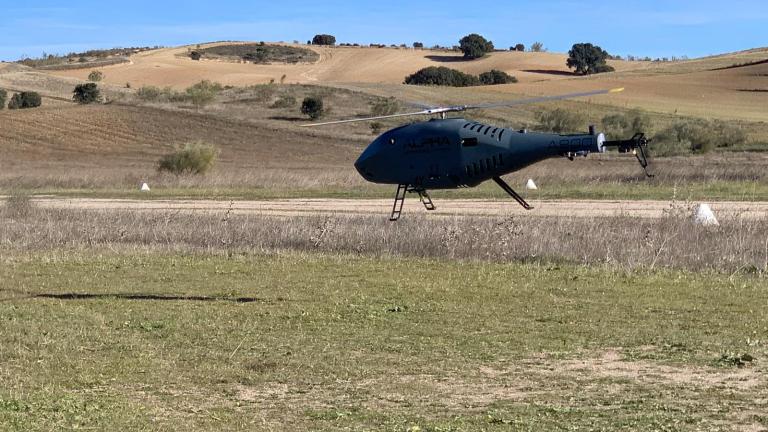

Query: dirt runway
[[33, 197, 768, 220]]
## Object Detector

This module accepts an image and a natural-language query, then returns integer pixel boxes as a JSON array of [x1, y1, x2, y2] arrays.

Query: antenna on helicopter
[[300, 88, 625, 127]]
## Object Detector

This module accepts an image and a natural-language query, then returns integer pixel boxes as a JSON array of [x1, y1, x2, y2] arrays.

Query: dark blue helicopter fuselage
[[354, 118, 605, 189]]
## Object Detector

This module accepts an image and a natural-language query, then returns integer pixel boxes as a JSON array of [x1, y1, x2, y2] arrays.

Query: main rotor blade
[[466, 88, 624, 110], [300, 106, 462, 127], [300, 88, 624, 127], [301, 111, 431, 127]]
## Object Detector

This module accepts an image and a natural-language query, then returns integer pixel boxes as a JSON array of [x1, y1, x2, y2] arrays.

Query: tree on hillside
[[301, 96, 324, 119], [513, 43, 525, 52], [312, 34, 336, 46], [73, 83, 101, 104], [0, 89, 6, 109], [479, 70, 517, 85], [566, 43, 615, 75], [530, 42, 545, 52], [459, 34, 494, 59], [413, 42, 424, 49], [8, 92, 42, 109], [404, 66, 480, 87]]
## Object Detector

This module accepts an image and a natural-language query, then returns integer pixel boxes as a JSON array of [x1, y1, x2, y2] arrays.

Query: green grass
[[24, 179, 768, 201], [1, 251, 766, 430]]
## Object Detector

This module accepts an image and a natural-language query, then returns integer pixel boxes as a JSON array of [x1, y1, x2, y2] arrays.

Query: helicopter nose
[[355, 137, 386, 181], [354, 153, 376, 180]]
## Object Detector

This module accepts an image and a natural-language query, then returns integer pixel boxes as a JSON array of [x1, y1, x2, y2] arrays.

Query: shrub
[[301, 96, 324, 119], [413, 42, 424, 49], [158, 141, 219, 174], [479, 70, 517, 85], [186, 80, 223, 109], [7, 92, 42, 109], [2, 190, 34, 219], [137, 86, 161, 101], [651, 119, 748, 156], [535, 108, 586, 133], [513, 43, 525, 52], [530, 42, 545, 52], [593, 64, 616, 73], [73, 83, 101, 104], [567, 43, 611, 75], [312, 34, 336, 46], [87, 70, 103, 82], [601, 109, 651, 140], [0, 89, 6, 109], [370, 97, 399, 116], [459, 34, 494, 59], [370, 122, 383, 135], [404, 66, 480, 87], [270, 94, 296, 109], [190, 51, 202, 60], [711, 120, 748, 148]]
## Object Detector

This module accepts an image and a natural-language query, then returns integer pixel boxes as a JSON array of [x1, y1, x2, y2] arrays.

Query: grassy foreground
[[1, 252, 766, 431]]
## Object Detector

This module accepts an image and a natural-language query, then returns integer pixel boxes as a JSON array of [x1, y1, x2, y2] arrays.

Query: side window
[[571, 139, 581, 147], [582, 138, 593, 147], [461, 138, 478, 147]]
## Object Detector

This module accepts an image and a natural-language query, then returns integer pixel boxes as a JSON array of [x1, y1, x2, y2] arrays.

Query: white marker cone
[[526, 179, 538, 190], [140, 182, 151, 192], [693, 203, 718, 226]]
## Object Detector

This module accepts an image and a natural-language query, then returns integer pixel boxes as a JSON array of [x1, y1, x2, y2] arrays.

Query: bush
[[2, 190, 34, 219], [479, 70, 517, 85], [270, 94, 296, 109], [513, 43, 525, 52], [601, 109, 651, 140], [8, 92, 42, 109], [87, 70, 103, 82], [530, 42, 545, 52], [404, 66, 480, 87], [0, 89, 6, 109], [535, 108, 586, 133], [413, 42, 424, 49], [186, 80, 222, 109], [312, 34, 336, 46], [136, 86, 161, 101], [190, 51, 202, 60], [593, 64, 616, 73], [567, 43, 611, 75], [301, 96, 324, 119], [73, 83, 101, 104], [158, 141, 219, 174], [370, 97, 399, 116], [459, 34, 494, 59], [651, 119, 749, 156]]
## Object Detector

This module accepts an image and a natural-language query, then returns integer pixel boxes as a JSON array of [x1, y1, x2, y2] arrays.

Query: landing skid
[[389, 185, 437, 221], [417, 190, 436, 211], [493, 176, 534, 210]]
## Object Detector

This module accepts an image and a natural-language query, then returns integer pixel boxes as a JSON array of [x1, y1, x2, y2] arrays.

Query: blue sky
[[2, 0, 766, 61]]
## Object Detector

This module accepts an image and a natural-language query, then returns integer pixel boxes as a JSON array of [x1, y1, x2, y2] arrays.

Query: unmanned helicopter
[[303, 88, 651, 221]]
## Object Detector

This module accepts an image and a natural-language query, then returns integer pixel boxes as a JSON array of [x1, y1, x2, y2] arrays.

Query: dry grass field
[[1, 200, 767, 430], [39, 43, 768, 121]]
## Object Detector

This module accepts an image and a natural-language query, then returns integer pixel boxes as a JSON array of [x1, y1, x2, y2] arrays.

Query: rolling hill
[[39, 42, 768, 121]]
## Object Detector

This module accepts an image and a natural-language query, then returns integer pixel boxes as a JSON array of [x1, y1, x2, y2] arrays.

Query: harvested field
[[43, 44, 768, 121]]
